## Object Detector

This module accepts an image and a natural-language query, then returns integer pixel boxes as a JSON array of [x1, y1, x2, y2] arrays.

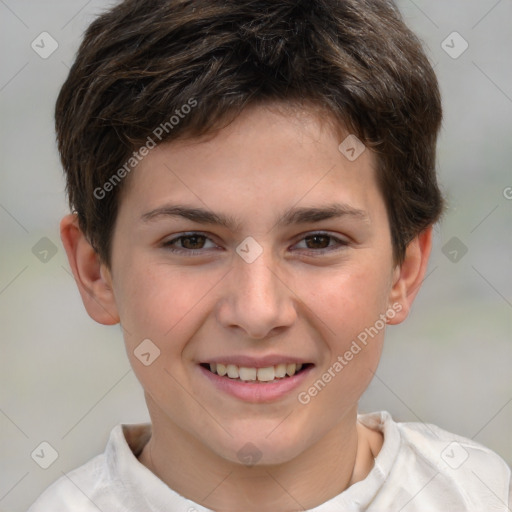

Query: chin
[[212, 429, 310, 467]]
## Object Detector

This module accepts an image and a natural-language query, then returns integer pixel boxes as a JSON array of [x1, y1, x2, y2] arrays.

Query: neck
[[138, 405, 382, 511]]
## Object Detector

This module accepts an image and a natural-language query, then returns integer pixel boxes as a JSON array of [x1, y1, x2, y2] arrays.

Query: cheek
[[296, 267, 387, 415], [299, 260, 392, 336], [116, 263, 180, 327], [114, 261, 225, 356], [114, 263, 205, 410], [293, 260, 390, 394]]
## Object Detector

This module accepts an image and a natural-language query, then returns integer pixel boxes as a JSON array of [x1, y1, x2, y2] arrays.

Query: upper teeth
[[209, 363, 303, 382]]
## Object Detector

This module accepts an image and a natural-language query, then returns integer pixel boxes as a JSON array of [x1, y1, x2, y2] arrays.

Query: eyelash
[[161, 232, 349, 256]]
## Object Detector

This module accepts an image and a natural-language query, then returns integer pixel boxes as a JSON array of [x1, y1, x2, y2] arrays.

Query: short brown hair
[[55, 0, 443, 266]]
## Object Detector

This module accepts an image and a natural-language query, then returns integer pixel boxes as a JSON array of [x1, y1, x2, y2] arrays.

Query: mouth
[[200, 362, 313, 383]]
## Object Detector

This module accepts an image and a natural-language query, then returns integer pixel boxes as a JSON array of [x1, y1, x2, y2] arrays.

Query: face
[[103, 104, 402, 465]]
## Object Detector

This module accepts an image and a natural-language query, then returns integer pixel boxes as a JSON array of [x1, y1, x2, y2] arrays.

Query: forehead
[[118, 104, 382, 224]]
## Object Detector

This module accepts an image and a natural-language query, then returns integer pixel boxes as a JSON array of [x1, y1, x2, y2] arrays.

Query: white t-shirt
[[28, 411, 511, 511]]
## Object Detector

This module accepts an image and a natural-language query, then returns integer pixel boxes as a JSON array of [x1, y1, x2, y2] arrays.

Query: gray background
[[1, 0, 511, 510]]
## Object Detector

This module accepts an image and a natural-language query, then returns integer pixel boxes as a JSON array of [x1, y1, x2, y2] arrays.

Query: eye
[[293, 233, 349, 254], [162, 233, 218, 254], [161, 231, 349, 257]]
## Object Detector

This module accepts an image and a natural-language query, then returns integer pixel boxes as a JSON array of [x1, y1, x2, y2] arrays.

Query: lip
[[198, 363, 314, 403]]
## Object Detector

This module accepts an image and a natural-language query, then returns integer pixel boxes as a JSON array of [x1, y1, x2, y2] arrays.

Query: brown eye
[[163, 233, 218, 253], [304, 234, 332, 249], [293, 232, 349, 254], [179, 235, 207, 249]]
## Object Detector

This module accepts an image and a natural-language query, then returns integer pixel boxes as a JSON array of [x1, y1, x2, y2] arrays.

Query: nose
[[215, 252, 297, 340]]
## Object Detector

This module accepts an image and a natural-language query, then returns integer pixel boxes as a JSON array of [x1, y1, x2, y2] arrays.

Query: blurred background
[[1, 0, 511, 510]]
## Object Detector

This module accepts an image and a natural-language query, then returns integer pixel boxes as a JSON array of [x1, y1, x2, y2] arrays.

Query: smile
[[198, 356, 315, 402], [201, 362, 311, 383]]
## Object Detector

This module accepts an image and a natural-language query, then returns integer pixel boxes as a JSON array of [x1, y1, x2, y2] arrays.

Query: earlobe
[[60, 213, 120, 325], [387, 226, 433, 325]]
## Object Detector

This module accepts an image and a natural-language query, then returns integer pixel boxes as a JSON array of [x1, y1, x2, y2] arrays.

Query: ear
[[60, 213, 120, 325], [386, 226, 433, 325]]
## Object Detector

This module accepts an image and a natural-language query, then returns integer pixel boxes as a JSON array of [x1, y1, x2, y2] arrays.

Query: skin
[[61, 103, 432, 511]]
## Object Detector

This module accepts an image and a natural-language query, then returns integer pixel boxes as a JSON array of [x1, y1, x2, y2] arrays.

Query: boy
[[29, 0, 511, 510]]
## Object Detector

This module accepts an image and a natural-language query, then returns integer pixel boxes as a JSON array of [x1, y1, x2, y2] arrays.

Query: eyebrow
[[140, 203, 369, 230]]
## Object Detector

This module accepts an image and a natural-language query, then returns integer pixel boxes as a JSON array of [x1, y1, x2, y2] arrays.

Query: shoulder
[[397, 417, 510, 473], [27, 424, 143, 511], [27, 453, 109, 511], [395, 414, 510, 508], [358, 411, 510, 510]]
